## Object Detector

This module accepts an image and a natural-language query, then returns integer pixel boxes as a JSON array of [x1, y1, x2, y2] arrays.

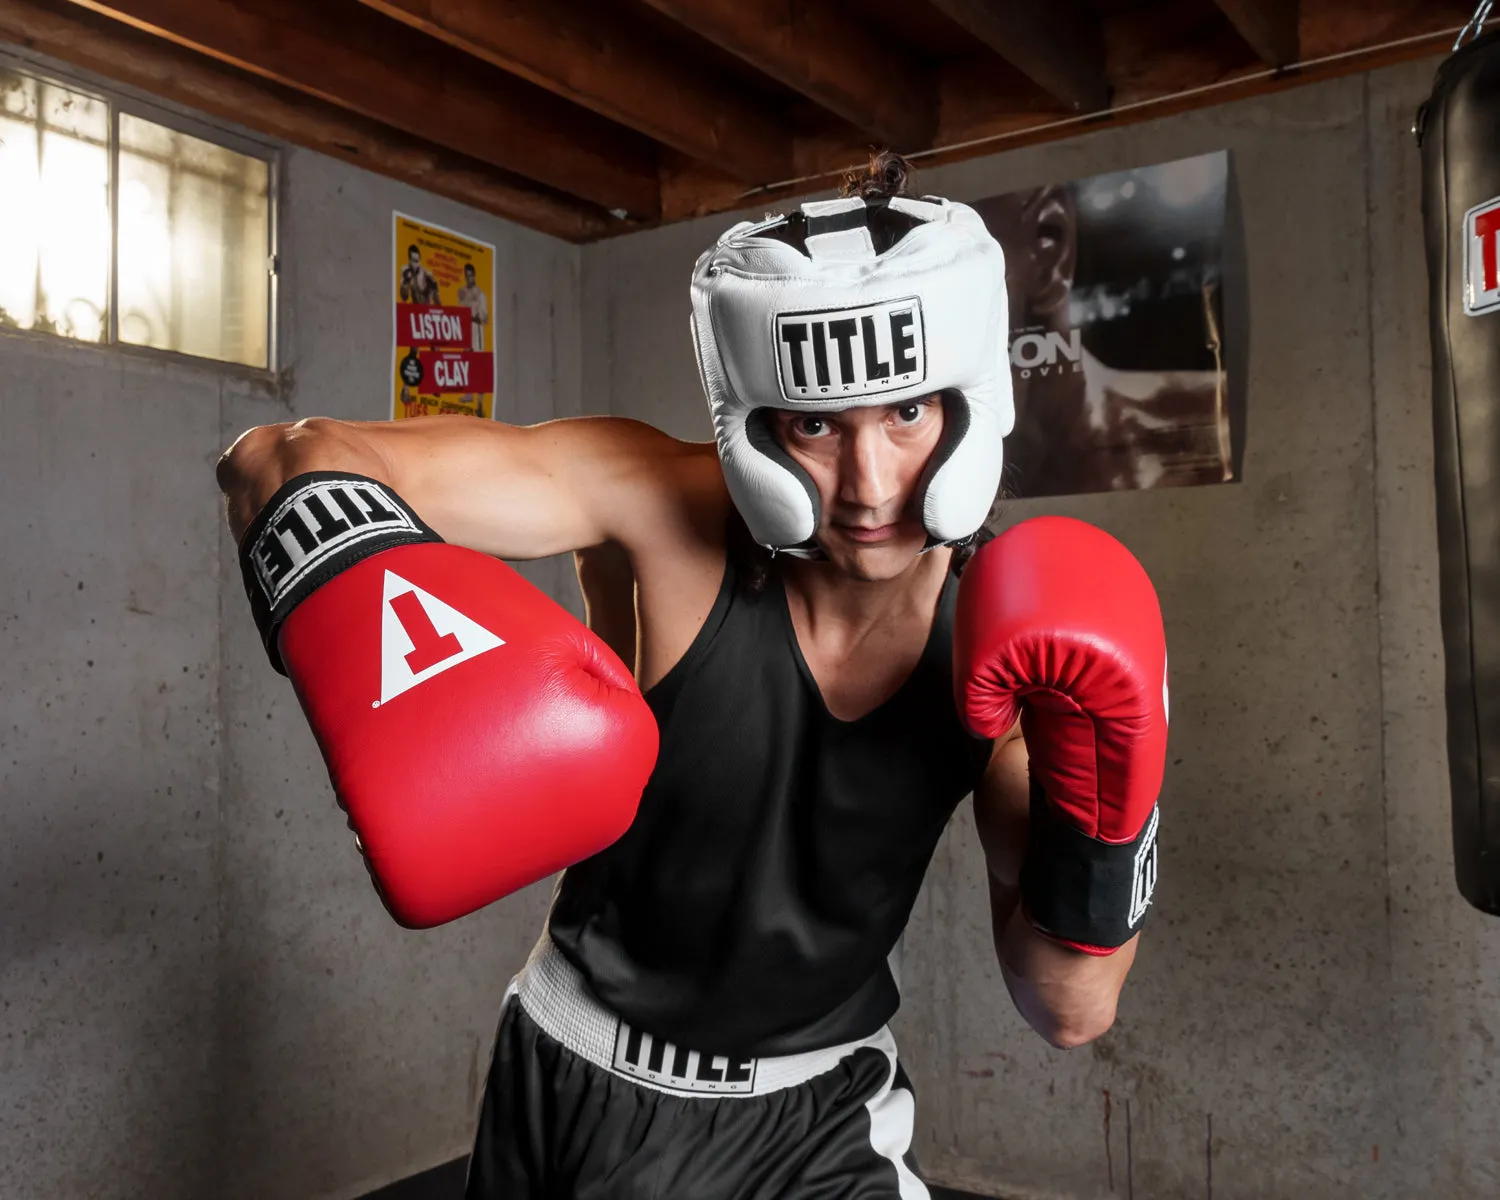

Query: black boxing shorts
[[465, 936, 931, 1199]]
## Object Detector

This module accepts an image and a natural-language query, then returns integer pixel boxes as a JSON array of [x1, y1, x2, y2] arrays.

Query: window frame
[[0, 46, 281, 375]]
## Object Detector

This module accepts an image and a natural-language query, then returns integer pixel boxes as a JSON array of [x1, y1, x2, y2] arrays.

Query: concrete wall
[[579, 63, 1500, 1200], [1, 336, 225, 1199], [215, 150, 582, 1200], [0, 57, 582, 1198], [7, 44, 1500, 1200]]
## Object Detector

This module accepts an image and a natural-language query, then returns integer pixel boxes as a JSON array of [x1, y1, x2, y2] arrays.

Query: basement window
[[0, 62, 276, 370]]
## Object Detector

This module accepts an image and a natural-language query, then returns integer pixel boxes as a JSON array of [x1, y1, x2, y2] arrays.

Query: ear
[[1027, 185, 1077, 321]]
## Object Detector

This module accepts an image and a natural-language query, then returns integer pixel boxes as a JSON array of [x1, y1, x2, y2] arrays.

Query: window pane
[[0, 72, 109, 342], [117, 113, 270, 368]]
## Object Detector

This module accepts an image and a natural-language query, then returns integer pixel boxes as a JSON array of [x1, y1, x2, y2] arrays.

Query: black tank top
[[548, 523, 993, 1057]]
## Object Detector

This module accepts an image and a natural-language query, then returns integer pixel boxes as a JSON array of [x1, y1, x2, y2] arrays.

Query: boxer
[[457, 261, 490, 352], [218, 154, 1167, 1198], [399, 243, 440, 305]]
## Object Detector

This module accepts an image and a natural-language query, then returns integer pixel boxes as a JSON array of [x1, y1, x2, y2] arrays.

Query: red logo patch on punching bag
[[1464, 195, 1500, 315]]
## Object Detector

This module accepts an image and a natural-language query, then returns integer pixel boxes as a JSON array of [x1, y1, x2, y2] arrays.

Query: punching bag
[[1417, 6, 1500, 915]]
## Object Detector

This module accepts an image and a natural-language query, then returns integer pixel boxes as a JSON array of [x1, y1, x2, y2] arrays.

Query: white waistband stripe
[[514, 935, 900, 1099]]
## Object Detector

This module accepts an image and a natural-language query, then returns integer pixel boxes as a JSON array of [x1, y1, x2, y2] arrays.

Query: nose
[[837, 422, 900, 513]]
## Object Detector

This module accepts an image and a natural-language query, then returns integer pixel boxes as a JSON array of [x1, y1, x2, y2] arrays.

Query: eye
[[894, 402, 927, 425], [794, 416, 830, 438]]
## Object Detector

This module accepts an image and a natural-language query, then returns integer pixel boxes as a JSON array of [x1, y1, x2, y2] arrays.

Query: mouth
[[834, 522, 900, 544]]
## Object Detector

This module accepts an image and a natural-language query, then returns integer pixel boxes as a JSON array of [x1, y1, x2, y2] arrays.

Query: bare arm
[[973, 728, 1139, 1049], [216, 414, 716, 560], [574, 540, 638, 672]]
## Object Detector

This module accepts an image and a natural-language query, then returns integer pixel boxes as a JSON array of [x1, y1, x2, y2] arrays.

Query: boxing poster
[[974, 151, 1235, 499], [392, 214, 496, 420]]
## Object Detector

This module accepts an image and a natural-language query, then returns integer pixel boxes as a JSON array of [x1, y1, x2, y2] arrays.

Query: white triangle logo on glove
[[378, 570, 505, 706]]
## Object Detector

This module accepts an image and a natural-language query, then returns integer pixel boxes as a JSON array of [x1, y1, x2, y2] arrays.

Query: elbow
[[1044, 1025, 1106, 1051], [1041, 1009, 1117, 1050], [217, 418, 350, 541], [216, 417, 348, 494], [217, 422, 287, 494]]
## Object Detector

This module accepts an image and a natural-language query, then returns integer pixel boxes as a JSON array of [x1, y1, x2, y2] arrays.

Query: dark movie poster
[[973, 151, 1233, 500]]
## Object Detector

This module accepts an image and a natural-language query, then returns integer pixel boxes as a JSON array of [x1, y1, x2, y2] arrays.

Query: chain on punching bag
[[1417, 1, 1500, 915]]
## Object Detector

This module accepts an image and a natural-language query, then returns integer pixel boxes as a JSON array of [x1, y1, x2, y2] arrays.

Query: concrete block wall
[[212, 150, 583, 1200], [1, 337, 225, 1198], [1, 105, 583, 1196], [5, 43, 1500, 1200]]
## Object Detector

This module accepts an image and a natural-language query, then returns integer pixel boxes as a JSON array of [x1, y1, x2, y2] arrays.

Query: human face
[[409, 249, 421, 268], [768, 394, 946, 580]]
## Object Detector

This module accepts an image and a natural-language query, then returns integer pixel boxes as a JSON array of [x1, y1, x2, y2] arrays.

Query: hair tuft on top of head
[[759, 149, 923, 258], [839, 149, 913, 202]]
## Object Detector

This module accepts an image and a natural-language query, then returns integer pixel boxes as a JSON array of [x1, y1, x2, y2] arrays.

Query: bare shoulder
[[609, 431, 732, 692], [620, 431, 731, 557], [621, 430, 730, 596]]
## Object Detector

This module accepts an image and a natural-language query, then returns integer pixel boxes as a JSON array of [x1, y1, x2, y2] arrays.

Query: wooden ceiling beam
[[65, 0, 662, 217], [0, 0, 616, 241], [635, 0, 936, 152], [924, 0, 1110, 112], [1296, 0, 1460, 57], [356, 0, 794, 183], [1211, 0, 1301, 65], [655, 0, 1473, 232]]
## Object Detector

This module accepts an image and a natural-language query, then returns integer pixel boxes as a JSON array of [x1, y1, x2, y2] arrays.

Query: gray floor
[[361, 1157, 992, 1199]]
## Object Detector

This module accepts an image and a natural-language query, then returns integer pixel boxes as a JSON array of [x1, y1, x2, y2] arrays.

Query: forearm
[[989, 876, 1137, 1049], [962, 520, 1163, 1049], [219, 415, 694, 561]]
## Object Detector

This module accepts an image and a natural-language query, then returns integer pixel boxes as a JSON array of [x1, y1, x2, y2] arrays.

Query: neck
[[780, 545, 953, 642]]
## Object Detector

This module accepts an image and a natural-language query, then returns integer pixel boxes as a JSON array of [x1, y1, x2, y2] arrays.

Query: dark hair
[[839, 149, 913, 202], [728, 509, 775, 594], [758, 149, 921, 258], [949, 529, 991, 577], [407, 244, 421, 258]]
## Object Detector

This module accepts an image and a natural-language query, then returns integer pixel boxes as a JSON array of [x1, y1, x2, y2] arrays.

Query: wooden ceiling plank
[[65, 0, 661, 216], [356, 0, 793, 182], [925, 0, 1110, 112], [0, 0, 614, 240], [1296, 0, 1467, 57], [1211, 0, 1301, 65], [635, 0, 935, 150], [659, 0, 1472, 230]]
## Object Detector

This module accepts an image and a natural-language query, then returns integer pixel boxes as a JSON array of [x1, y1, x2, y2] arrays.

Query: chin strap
[[767, 541, 825, 562], [767, 529, 983, 563]]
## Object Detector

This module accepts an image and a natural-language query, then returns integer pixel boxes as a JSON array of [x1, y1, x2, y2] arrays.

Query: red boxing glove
[[954, 516, 1167, 954], [239, 472, 658, 928]]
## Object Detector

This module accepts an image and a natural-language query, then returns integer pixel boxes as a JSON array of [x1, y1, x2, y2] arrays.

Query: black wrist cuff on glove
[[1019, 777, 1160, 950], [238, 471, 441, 674]]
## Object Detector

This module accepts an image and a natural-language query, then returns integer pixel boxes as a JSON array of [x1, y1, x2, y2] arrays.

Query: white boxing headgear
[[690, 194, 1013, 554]]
